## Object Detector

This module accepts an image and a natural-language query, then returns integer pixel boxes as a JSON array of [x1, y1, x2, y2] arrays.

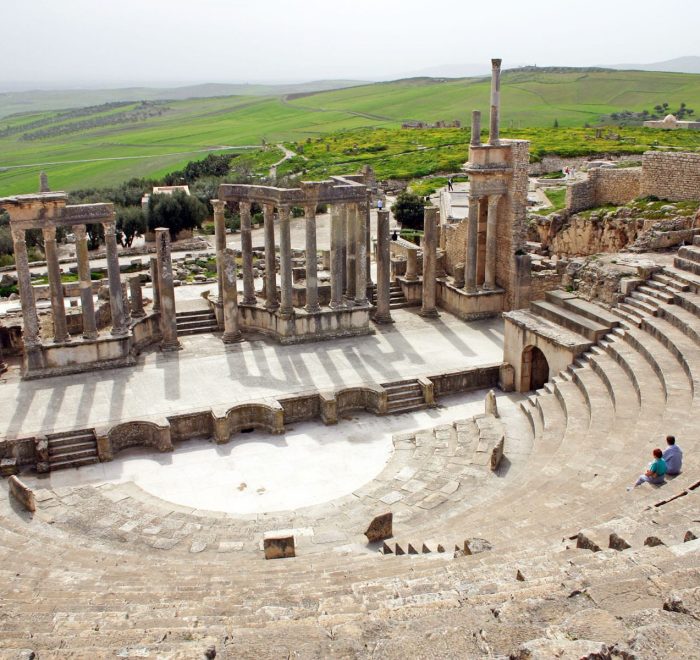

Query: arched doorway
[[520, 345, 550, 391]]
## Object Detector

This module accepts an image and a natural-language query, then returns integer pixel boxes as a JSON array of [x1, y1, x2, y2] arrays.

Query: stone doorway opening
[[520, 345, 549, 391]]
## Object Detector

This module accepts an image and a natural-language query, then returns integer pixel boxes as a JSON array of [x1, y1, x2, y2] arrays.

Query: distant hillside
[[610, 56, 700, 74], [0, 80, 370, 119]]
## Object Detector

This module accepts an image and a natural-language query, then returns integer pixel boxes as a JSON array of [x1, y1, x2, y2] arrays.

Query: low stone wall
[[641, 151, 700, 201], [131, 313, 162, 353], [429, 365, 500, 397], [277, 392, 321, 424], [336, 384, 386, 417], [0, 436, 35, 468], [168, 410, 214, 442], [444, 219, 468, 276], [565, 168, 641, 213], [437, 281, 505, 320], [530, 271, 564, 303], [219, 402, 285, 442], [103, 420, 173, 459]]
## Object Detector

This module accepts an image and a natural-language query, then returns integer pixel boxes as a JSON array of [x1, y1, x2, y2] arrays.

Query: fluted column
[[221, 247, 243, 343], [239, 202, 256, 305], [374, 210, 393, 324], [212, 199, 226, 303], [330, 204, 344, 309], [73, 224, 98, 339], [149, 257, 160, 312], [345, 203, 357, 300], [103, 219, 129, 336], [304, 203, 320, 313], [464, 194, 479, 293], [10, 227, 41, 349], [483, 195, 501, 291], [155, 227, 181, 351], [420, 206, 439, 318], [354, 201, 368, 305], [278, 205, 293, 319], [129, 275, 145, 318], [263, 203, 278, 311], [42, 225, 69, 343]]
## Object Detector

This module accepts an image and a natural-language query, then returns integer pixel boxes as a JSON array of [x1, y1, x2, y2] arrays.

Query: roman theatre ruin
[[0, 60, 698, 658]]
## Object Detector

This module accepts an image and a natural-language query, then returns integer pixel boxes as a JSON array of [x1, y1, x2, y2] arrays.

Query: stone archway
[[520, 345, 550, 391]]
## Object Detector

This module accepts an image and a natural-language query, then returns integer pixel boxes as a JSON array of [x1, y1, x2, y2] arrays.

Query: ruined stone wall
[[566, 180, 595, 214], [444, 220, 467, 275], [529, 271, 564, 302], [641, 151, 700, 201], [565, 168, 641, 213]]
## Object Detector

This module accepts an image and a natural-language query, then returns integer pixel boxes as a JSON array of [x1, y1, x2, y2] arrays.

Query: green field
[[2, 69, 700, 196]]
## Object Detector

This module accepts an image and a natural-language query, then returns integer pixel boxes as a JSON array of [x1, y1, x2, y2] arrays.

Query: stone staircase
[[175, 308, 219, 336], [382, 378, 426, 413], [370, 281, 414, 309], [45, 428, 99, 471]]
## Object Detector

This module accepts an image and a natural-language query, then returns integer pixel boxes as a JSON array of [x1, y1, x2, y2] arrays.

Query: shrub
[[115, 206, 147, 248], [391, 192, 426, 230], [147, 191, 208, 240]]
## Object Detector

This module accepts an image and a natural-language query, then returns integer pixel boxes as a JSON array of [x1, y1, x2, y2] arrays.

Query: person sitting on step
[[663, 435, 683, 476], [628, 448, 667, 490]]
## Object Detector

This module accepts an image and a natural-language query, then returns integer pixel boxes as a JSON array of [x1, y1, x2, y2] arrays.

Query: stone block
[[364, 512, 393, 542], [498, 362, 515, 392], [8, 475, 35, 512], [0, 458, 18, 477], [263, 534, 295, 559]]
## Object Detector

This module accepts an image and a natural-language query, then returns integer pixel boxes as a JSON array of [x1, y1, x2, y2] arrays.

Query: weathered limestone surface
[[155, 228, 181, 352]]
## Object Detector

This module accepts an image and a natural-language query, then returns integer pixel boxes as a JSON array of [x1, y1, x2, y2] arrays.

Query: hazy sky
[[1, 0, 698, 87]]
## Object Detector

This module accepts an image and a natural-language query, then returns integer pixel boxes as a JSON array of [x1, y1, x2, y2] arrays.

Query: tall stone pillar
[[420, 206, 439, 318], [155, 228, 181, 351], [304, 203, 320, 313], [10, 227, 41, 349], [149, 257, 160, 312], [354, 202, 368, 305], [340, 204, 348, 295], [239, 202, 256, 305], [345, 203, 357, 300], [405, 249, 418, 282], [471, 110, 482, 147], [129, 275, 145, 318], [484, 195, 501, 291], [263, 203, 279, 311], [42, 226, 69, 343], [374, 210, 393, 324], [278, 205, 294, 319], [489, 58, 502, 146], [221, 247, 243, 343], [212, 199, 226, 303], [103, 220, 129, 337], [464, 195, 479, 293], [73, 224, 98, 339], [365, 198, 372, 286], [330, 204, 344, 309]]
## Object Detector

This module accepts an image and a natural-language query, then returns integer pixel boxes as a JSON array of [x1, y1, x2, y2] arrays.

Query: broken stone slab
[[485, 389, 499, 417], [0, 458, 18, 477], [263, 534, 295, 560], [8, 475, 35, 513], [364, 512, 392, 542]]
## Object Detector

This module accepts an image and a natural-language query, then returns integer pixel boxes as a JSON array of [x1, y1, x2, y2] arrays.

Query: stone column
[[121, 281, 132, 326], [239, 202, 256, 305], [42, 225, 69, 343], [365, 198, 372, 286], [405, 249, 418, 282], [464, 195, 479, 293], [103, 220, 129, 337], [304, 203, 320, 313], [73, 224, 98, 339], [489, 58, 502, 146], [263, 203, 278, 311], [471, 110, 482, 147], [354, 202, 368, 305], [278, 205, 293, 319], [340, 204, 348, 294], [330, 204, 344, 309], [129, 275, 145, 318], [374, 210, 393, 324], [10, 227, 41, 349], [221, 247, 243, 343], [420, 206, 439, 318], [212, 199, 226, 303], [345, 203, 357, 300], [149, 257, 160, 312], [155, 228, 181, 351], [484, 195, 501, 291]]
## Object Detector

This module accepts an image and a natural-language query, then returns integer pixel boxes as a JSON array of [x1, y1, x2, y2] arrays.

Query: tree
[[147, 191, 208, 240], [115, 206, 147, 248], [553, 118, 559, 128], [391, 192, 426, 231]]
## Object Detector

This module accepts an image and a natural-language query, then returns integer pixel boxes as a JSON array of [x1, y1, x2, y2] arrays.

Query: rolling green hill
[[2, 69, 700, 196]]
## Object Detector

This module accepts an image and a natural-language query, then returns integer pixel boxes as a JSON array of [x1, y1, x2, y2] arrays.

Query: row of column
[[213, 199, 371, 319], [10, 220, 129, 348], [464, 194, 501, 293]]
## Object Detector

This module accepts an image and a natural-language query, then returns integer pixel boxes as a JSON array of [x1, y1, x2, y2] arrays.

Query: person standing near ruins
[[447, 177, 454, 192], [628, 448, 667, 490], [663, 435, 683, 475]]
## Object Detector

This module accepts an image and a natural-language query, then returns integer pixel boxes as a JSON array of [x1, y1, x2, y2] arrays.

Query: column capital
[[42, 225, 57, 240], [263, 202, 275, 214], [103, 220, 116, 235], [10, 226, 25, 243], [487, 194, 502, 208], [239, 200, 252, 214], [211, 199, 226, 214], [278, 205, 291, 221], [73, 224, 87, 240], [304, 203, 316, 219]]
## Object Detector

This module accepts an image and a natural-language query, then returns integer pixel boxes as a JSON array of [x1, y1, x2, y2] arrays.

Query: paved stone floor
[[0, 307, 504, 438]]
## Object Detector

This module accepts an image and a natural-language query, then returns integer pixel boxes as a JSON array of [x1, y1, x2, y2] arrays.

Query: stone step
[[175, 309, 215, 320], [530, 300, 610, 342], [677, 245, 700, 264], [47, 431, 96, 448], [47, 455, 100, 471], [545, 290, 620, 328], [386, 401, 427, 414], [674, 256, 700, 276], [48, 440, 97, 458], [636, 285, 675, 304], [625, 293, 658, 315], [674, 290, 700, 317], [610, 306, 643, 327], [657, 304, 700, 346], [661, 266, 700, 292], [386, 388, 422, 401], [48, 447, 98, 464], [651, 272, 690, 292]]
